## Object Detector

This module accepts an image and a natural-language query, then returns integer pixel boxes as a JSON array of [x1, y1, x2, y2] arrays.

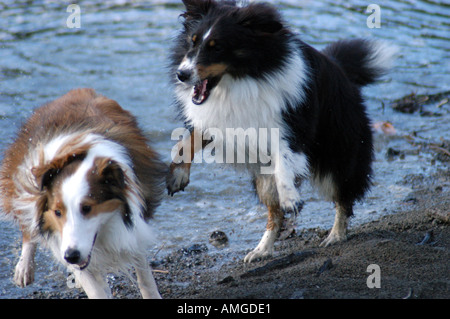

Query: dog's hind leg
[[319, 202, 352, 247], [135, 257, 162, 299], [14, 230, 37, 287]]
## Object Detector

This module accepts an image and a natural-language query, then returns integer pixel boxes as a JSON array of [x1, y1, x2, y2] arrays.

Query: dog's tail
[[323, 39, 398, 86]]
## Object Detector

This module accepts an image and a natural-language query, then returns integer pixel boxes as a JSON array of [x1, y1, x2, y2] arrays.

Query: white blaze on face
[[59, 157, 95, 265], [59, 151, 118, 266]]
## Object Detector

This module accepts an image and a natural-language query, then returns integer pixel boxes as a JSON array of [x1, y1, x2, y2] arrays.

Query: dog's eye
[[208, 40, 222, 52], [81, 205, 92, 215], [191, 34, 197, 45], [54, 210, 62, 217]]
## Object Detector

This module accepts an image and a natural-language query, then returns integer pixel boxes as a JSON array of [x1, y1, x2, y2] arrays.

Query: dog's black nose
[[64, 248, 81, 264], [176, 69, 191, 82]]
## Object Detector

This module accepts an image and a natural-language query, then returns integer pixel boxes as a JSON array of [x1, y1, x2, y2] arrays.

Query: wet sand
[[25, 168, 448, 300], [151, 169, 449, 299]]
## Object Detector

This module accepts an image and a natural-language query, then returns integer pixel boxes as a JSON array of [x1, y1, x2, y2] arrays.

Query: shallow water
[[0, 0, 449, 298]]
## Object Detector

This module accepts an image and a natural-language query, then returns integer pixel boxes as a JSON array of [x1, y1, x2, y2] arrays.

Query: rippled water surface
[[0, 0, 449, 298]]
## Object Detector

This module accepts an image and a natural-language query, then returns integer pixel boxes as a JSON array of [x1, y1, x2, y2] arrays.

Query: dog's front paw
[[14, 257, 35, 287], [244, 246, 273, 263], [319, 230, 347, 247], [277, 183, 304, 217], [280, 199, 305, 218], [166, 163, 190, 196], [244, 229, 277, 263]]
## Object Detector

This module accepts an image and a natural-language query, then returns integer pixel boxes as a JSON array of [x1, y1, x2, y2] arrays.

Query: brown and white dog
[[0, 88, 167, 298]]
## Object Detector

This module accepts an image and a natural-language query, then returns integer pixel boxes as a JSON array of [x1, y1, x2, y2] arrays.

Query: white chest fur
[[174, 51, 309, 177]]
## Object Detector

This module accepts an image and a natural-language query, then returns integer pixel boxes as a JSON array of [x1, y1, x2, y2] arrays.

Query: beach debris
[[373, 121, 396, 135], [428, 139, 450, 161], [279, 219, 296, 240], [240, 250, 315, 278], [152, 269, 169, 274], [385, 147, 405, 161], [315, 258, 333, 277], [217, 275, 235, 285], [390, 90, 449, 116], [403, 288, 414, 299], [391, 92, 428, 113], [403, 134, 450, 162], [416, 231, 434, 246]]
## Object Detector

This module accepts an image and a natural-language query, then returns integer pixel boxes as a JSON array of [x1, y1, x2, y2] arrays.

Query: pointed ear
[[94, 158, 125, 189], [237, 3, 284, 34], [181, 0, 215, 21]]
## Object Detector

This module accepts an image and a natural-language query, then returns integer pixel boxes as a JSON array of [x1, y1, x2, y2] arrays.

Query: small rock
[[403, 194, 417, 204], [217, 276, 234, 285], [290, 289, 305, 299], [385, 147, 405, 161], [209, 230, 229, 248]]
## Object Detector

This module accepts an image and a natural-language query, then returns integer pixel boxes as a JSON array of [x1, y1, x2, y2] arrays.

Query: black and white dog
[[167, 0, 395, 262]]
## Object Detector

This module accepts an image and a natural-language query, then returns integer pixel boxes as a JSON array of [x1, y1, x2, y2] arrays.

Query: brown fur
[[0, 88, 167, 232], [167, 128, 212, 195], [37, 157, 130, 237], [197, 63, 228, 79]]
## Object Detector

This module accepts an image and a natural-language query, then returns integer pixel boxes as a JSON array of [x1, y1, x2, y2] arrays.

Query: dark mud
[[149, 170, 449, 299]]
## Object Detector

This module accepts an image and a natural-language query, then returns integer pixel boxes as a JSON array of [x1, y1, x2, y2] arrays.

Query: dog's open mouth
[[77, 253, 91, 270], [193, 79, 209, 105], [192, 77, 220, 105], [76, 233, 97, 271]]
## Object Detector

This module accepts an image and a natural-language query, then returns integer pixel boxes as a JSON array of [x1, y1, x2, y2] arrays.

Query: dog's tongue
[[192, 79, 209, 105]]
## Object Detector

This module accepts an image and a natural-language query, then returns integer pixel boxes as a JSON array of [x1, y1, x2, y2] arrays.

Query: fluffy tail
[[323, 39, 397, 86]]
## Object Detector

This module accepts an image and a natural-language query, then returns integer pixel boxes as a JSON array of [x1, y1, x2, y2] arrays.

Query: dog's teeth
[[192, 79, 209, 105]]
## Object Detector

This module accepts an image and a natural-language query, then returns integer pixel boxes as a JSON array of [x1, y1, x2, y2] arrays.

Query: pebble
[[209, 230, 229, 248]]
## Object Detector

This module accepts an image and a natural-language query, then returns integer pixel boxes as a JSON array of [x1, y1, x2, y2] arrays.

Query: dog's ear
[[32, 165, 59, 191], [36, 193, 48, 219], [32, 149, 87, 191], [40, 168, 59, 191], [237, 3, 283, 34], [181, 0, 215, 21], [94, 158, 125, 189]]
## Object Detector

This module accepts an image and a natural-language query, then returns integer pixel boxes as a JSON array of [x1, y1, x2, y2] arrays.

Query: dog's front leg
[[73, 269, 111, 299], [244, 205, 283, 263], [166, 128, 208, 196], [135, 257, 162, 299], [14, 231, 37, 287], [167, 161, 191, 196], [274, 149, 307, 217]]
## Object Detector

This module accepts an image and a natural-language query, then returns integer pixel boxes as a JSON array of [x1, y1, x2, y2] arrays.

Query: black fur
[[285, 40, 376, 210], [171, 0, 394, 244]]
